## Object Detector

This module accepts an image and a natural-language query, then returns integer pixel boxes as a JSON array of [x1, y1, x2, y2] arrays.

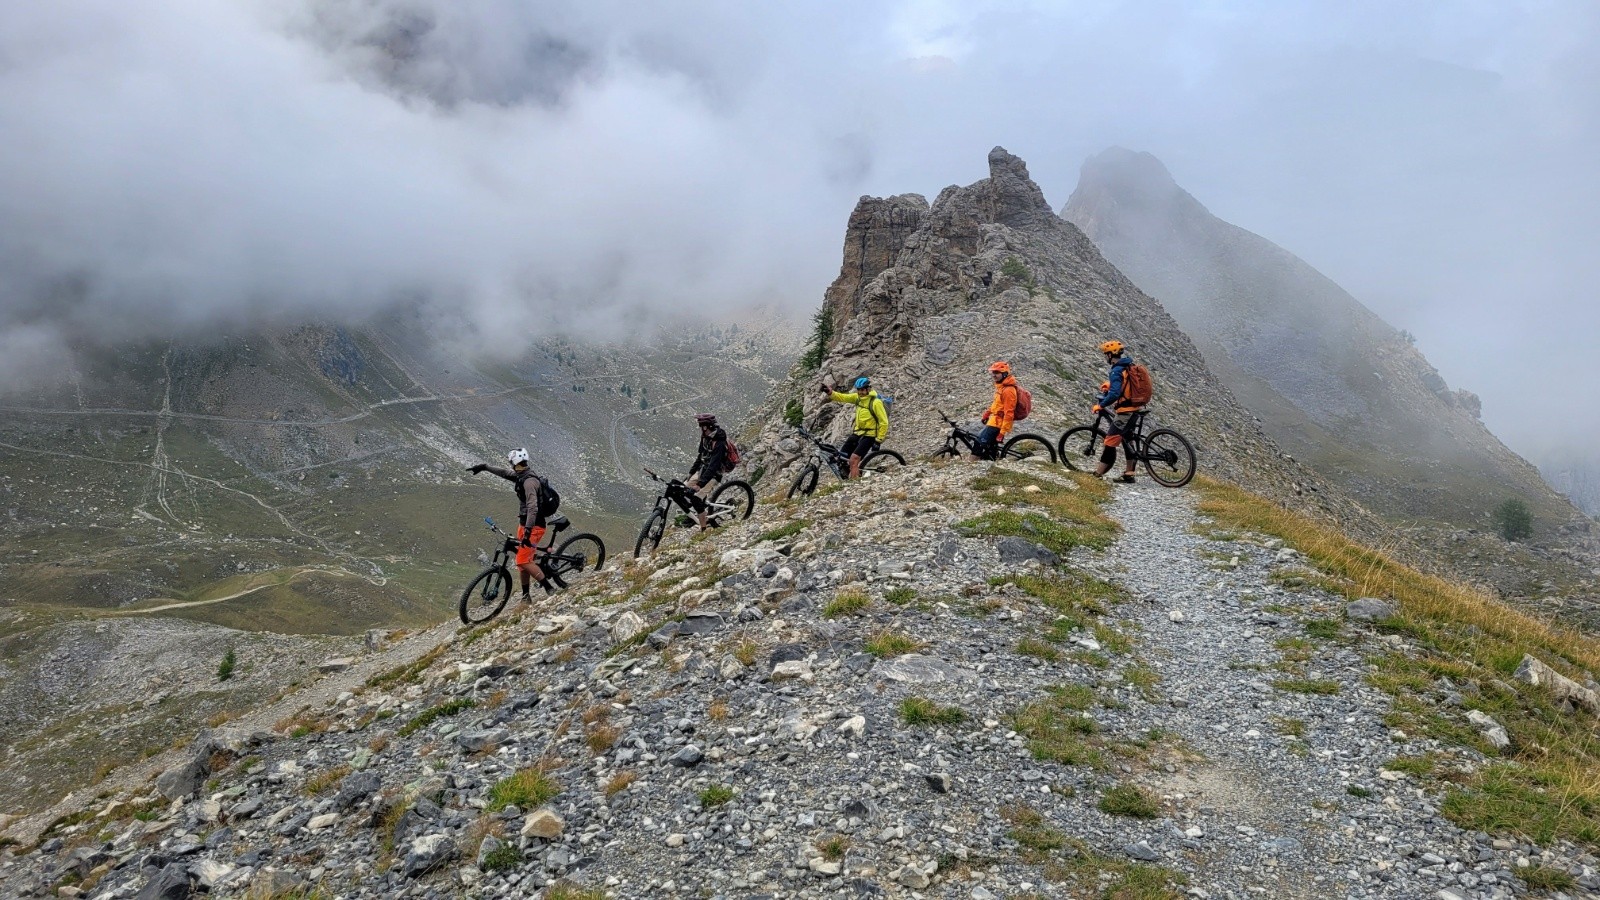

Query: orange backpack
[[1122, 364, 1153, 406]]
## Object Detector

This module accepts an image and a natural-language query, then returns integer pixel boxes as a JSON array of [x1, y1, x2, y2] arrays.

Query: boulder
[[677, 612, 726, 636], [1513, 654, 1600, 716], [334, 770, 382, 810], [521, 808, 565, 840], [877, 654, 963, 684], [995, 537, 1060, 567], [135, 863, 193, 900], [403, 833, 456, 878], [610, 611, 645, 644], [1345, 597, 1397, 622]]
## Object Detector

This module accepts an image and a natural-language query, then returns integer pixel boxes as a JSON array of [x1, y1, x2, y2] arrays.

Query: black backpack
[[536, 477, 561, 518]]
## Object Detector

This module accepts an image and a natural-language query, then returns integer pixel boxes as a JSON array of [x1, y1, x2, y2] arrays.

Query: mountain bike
[[1056, 408, 1196, 487], [786, 427, 906, 498], [929, 412, 1057, 463], [459, 515, 607, 625], [633, 468, 756, 557]]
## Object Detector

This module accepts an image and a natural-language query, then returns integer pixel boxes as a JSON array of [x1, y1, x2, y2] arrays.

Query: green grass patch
[[970, 469, 1118, 550], [481, 844, 521, 872], [367, 644, 447, 689], [1384, 754, 1436, 778], [899, 696, 965, 727], [822, 589, 870, 618], [1001, 801, 1066, 854], [1010, 689, 1104, 769], [754, 520, 807, 544], [1017, 638, 1061, 661], [1094, 623, 1133, 655], [863, 630, 921, 658], [699, 784, 735, 808], [544, 883, 606, 900], [1305, 619, 1341, 640], [884, 586, 918, 605], [1520, 865, 1578, 891], [1346, 784, 1374, 799], [488, 767, 560, 812], [396, 697, 475, 738], [1271, 678, 1341, 695], [1098, 783, 1161, 819], [1273, 717, 1306, 738], [1123, 663, 1160, 699]]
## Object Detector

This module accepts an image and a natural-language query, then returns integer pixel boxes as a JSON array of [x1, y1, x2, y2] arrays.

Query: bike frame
[[796, 429, 851, 478], [1090, 409, 1153, 459], [644, 469, 741, 519]]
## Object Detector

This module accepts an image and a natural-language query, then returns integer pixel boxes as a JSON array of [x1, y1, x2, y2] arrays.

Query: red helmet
[[695, 413, 717, 427]]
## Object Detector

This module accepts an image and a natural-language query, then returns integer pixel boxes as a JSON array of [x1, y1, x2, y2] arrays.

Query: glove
[[980, 411, 990, 424], [819, 383, 832, 394], [1091, 405, 1101, 413], [520, 536, 534, 548], [468, 463, 487, 474]]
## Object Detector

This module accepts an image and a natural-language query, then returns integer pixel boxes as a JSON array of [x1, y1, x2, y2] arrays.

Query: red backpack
[[725, 438, 741, 467], [1122, 364, 1153, 406], [1013, 385, 1033, 421]]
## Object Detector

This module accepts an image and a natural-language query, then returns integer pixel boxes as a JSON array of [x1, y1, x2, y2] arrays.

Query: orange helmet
[[1099, 340, 1124, 355], [988, 360, 1011, 374]]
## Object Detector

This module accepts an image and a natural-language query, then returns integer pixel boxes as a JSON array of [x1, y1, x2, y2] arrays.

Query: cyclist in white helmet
[[468, 447, 555, 601]]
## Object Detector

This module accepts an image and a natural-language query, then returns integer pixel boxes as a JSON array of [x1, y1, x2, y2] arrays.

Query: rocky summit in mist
[[1062, 147, 1583, 535]]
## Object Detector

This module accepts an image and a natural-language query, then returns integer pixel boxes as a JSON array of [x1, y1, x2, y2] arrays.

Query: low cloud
[[2, 1, 1596, 460]]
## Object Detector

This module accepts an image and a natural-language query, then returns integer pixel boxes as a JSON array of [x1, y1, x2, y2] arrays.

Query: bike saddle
[[547, 515, 571, 533]]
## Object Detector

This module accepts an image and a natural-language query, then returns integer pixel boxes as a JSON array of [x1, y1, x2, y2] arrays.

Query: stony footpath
[[2, 461, 1596, 899]]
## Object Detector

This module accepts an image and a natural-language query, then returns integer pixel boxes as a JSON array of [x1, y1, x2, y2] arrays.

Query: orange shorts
[[515, 525, 546, 566]]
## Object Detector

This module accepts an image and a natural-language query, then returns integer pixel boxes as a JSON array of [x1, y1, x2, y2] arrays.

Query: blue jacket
[[1097, 355, 1134, 409]]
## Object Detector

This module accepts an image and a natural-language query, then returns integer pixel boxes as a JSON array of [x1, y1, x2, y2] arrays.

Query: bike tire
[[787, 465, 820, 499], [709, 480, 756, 524], [633, 509, 667, 558], [928, 442, 960, 461], [552, 533, 607, 580], [459, 566, 512, 625], [1142, 428, 1197, 488], [861, 449, 906, 473], [1056, 426, 1105, 472], [1001, 433, 1057, 464]]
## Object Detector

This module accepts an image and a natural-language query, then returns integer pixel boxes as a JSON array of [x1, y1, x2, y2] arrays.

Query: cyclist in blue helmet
[[819, 376, 889, 479]]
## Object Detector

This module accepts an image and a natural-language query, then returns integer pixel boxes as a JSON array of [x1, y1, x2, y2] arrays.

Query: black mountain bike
[[930, 412, 1057, 463], [1056, 408, 1196, 487], [633, 468, 755, 557], [786, 427, 906, 498], [459, 515, 607, 625]]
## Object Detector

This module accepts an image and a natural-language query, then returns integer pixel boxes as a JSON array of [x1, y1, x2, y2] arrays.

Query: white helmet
[[506, 447, 530, 466]]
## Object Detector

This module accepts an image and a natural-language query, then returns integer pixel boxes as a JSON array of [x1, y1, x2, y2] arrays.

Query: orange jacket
[[983, 375, 1019, 437]]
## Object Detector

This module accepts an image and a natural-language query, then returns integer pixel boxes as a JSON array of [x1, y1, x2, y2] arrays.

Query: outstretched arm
[[475, 464, 517, 482]]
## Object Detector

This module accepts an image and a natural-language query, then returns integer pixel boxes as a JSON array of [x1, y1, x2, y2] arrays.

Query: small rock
[[1466, 710, 1511, 749], [335, 770, 382, 810], [772, 660, 814, 681], [403, 833, 456, 878], [996, 537, 1060, 567], [305, 813, 339, 832], [647, 622, 680, 649], [317, 656, 356, 673], [669, 745, 704, 767], [924, 773, 952, 794], [678, 612, 726, 636], [455, 728, 511, 754], [1168, 609, 1185, 623], [521, 808, 565, 840], [135, 862, 193, 900], [610, 611, 646, 644], [666, 833, 686, 848], [1346, 597, 1397, 622], [877, 654, 961, 684], [1124, 840, 1160, 861], [837, 715, 866, 738]]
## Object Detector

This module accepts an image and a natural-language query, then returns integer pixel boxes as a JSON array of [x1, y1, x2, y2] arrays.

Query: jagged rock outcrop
[[1062, 146, 1582, 534], [758, 147, 1354, 522]]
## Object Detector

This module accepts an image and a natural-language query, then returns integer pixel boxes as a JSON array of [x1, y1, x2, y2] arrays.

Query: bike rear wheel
[[861, 449, 906, 473], [709, 480, 756, 524], [1056, 426, 1105, 471], [552, 533, 606, 581], [1001, 433, 1057, 464], [633, 509, 667, 558], [787, 465, 820, 499], [1142, 428, 1196, 487], [459, 566, 512, 625]]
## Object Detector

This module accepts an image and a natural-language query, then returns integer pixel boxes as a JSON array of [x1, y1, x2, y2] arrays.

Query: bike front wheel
[[1001, 433, 1057, 464], [459, 566, 513, 625], [709, 480, 756, 524], [552, 533, 607, 581], [634, 509, 667, 558], [861, 449, 906, 473], [787, 465, 820, 499], [1142, 428, 1196, 487], [1056, 426, 1105, 471]]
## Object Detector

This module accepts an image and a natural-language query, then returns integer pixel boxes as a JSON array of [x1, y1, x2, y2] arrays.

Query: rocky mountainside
[[0, 312, 795, 814], [749, 147, 1350, 525], [5, 459, 1599, 899], [1539, 453, 1600, 520], [1061, 147, 1579, 538]]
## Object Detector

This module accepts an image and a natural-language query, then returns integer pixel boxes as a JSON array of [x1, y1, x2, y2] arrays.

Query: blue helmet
[[853, 376, 871, 390]]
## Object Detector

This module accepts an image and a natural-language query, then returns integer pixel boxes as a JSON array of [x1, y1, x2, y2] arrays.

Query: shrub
[[899, 696, 965, 726], [783, 398, 804, 428], [217, 648, 236, 682], [1098, 783, 1160, 818], [488, 768, 560, 811], [822, 589, 869, 618], [1492, 498, 1532, 540], [699, 784, 735, 808]]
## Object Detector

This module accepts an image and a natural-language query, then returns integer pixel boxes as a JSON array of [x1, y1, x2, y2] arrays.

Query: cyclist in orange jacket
[[974, 361, 1018, 459]]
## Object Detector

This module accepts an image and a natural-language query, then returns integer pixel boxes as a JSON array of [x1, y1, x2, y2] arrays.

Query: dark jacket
[[484, 466, 549, 530], [689, 426, 731, 479]]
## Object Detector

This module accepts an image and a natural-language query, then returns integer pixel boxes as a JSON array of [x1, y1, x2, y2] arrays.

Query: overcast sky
[[2, 0, 1596, 461]]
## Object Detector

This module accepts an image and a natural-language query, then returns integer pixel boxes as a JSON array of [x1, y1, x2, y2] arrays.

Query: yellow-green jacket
[[829, 390, 889, 441]]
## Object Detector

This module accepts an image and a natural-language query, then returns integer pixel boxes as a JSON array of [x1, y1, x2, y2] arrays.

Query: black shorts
[[841, 434, 879, 458]]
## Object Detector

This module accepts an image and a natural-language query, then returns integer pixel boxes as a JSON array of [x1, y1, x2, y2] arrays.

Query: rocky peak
[[977, 146, 1055, 228], [821, 194, 930, 339], [1064, 147, 1198, 240]]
